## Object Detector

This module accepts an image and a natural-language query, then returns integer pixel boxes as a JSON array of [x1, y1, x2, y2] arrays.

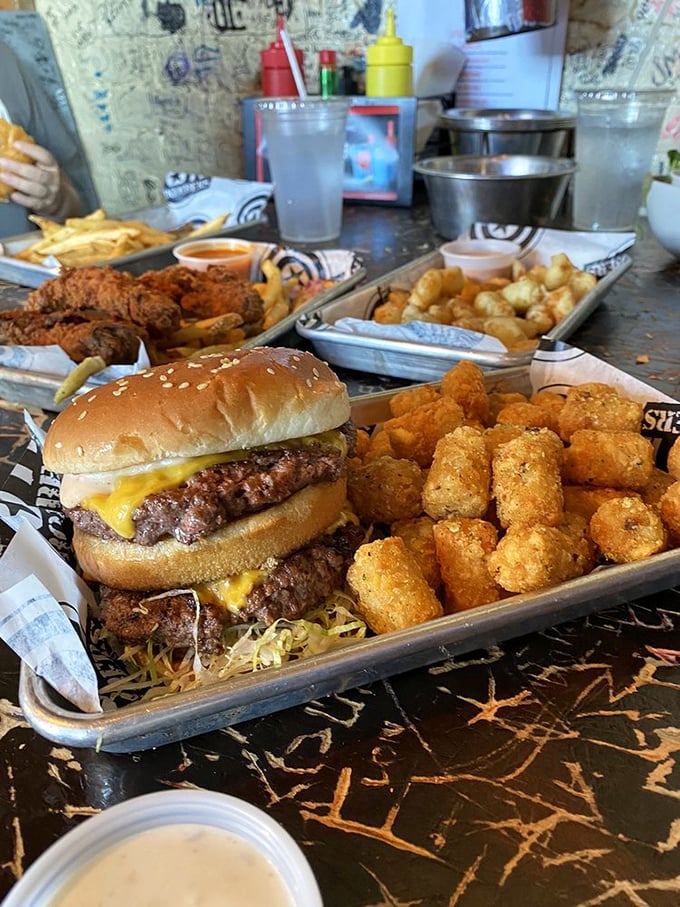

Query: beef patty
[[68, 440, 348, 546], [99, 522, 365, 652]]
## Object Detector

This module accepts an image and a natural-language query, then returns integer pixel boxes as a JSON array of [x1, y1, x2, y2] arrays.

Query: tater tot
[[659, 481, 680, 542], [384, 396, 466, 467], [347, 537, 443, 634], [640, 467, 676, 510], [364, 429, 394, 461], [354, 428, 372, 460], [487, 391, 528, 425], [389, 383, 440, 417], [590, 496, 667, 563], [563, 485, 639, 522], [492, 432, 564, 528], [391, 515, 441, 589], [439, 360, 490, 425], [667, 437, 680, 481], [529, 390, 565, 433], [487, 524, 588, 593], [348, 456, 424, 524], [557, 383, 643, 442], [563, 429, 654, 489], [494, 401, 555, 431], [433, 518, 501, 612], [484, 423, 524, 457], [374, 298, 408, 324], [423, 426, 491, 520]]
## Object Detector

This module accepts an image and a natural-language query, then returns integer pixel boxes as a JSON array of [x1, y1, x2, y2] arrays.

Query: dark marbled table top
[[1, 199, 680, 906]]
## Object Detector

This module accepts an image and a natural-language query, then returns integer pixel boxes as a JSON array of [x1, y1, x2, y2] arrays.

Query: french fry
[[170, 312, 244, 345]]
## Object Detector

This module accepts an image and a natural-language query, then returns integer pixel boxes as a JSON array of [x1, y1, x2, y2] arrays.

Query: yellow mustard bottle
[[365, 7, 413, 97]]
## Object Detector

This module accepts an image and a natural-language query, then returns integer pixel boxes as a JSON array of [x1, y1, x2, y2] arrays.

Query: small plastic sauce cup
[[439, 238, 521, 282], [173, 238, 255, 278]]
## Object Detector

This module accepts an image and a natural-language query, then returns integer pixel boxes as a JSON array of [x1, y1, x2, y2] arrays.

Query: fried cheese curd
[[369, 253, 598, 353], [345, 361, 679, 634]]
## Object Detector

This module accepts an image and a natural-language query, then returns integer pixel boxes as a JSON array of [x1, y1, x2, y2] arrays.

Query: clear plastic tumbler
[[572, 88, 673, 231], [256, 97, 351, 243]]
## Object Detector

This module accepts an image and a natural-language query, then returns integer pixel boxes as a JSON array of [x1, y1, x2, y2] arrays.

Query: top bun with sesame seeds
[[43, 346, 350, 475], [41, 348, 362, 652]]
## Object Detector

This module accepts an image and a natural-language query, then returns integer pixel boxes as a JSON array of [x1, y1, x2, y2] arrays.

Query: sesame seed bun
[[43, 347, 351, 475], [0, 118, 35, 201]]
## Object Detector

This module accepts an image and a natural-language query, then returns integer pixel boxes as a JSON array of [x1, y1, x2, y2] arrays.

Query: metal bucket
[[439, 108, 576, 158]]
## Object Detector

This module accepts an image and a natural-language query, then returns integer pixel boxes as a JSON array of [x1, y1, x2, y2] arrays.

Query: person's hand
[[0, 139, 79, 220]]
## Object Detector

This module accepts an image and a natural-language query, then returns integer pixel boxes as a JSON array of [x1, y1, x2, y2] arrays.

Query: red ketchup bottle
[[260, 14, 305, 97]]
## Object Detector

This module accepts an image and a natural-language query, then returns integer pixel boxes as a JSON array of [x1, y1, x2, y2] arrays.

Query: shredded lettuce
[[97, 592, 366, 702]]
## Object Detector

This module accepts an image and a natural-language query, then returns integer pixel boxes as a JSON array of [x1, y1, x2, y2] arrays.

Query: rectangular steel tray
[[296, 239, 632, 382], [0, 205, 267, 287], [0, 243, 365, 412], [17, 368, 680, 752]]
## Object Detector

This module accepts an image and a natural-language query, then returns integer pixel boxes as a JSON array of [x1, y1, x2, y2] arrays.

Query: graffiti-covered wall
[[32, 0, 372, 213]]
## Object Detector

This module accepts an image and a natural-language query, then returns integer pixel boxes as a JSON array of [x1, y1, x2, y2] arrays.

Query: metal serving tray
[[296, 239, 632, 382], [0, 206, 268, 288], [17, 368, 680, 752], [0, 243, 365, 412]]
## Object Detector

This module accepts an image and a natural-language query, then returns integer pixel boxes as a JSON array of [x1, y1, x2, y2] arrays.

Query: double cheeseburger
[[0, 118, 35, 201], [43, 347, 364, 654]]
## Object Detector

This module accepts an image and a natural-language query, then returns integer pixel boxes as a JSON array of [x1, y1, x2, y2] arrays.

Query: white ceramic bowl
[[646, 179, 680, 257], [2, 790, 322, 907], [173, 237, 255, 277], [439, 238, 521, 281]]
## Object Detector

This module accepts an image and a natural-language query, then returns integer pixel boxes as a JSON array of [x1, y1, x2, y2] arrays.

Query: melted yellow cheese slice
[[197, 570, 267, 614], [82, 429, 347, 540]]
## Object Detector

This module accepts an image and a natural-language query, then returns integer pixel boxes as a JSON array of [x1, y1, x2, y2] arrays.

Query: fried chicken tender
[[348, 456, 424, 524], [557, 383, 643, 442], [590, 496, 667, 563], [391, 516, 441, 590], [0, 309, 143, 364], [563, 429, 654, 489], [383, 396, 466, 468], [439, 360, 489, 424], [492, 431, 564, 528], [423, 425, 491, 520], [26, 266, 181, 337], [487, 523, 590, 593], [433, 518, 501, 612], [139, 264, 264, 324], [347, 537, 443, 634]]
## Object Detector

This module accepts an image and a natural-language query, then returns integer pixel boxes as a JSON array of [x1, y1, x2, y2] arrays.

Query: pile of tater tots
[[371, 253, 598, 352], [345, 360, 680, 636]]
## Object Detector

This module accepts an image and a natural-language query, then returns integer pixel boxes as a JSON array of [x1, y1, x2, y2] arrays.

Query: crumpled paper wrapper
[[161, 171, 273, 228], [0, 341, 677, 714]]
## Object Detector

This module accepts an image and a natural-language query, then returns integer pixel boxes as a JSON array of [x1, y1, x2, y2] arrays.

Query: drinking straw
[[279, 25, 307, 98]]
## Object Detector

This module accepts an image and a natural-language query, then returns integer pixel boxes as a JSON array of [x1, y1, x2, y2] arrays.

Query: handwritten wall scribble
[[33, 0, 368, 214]]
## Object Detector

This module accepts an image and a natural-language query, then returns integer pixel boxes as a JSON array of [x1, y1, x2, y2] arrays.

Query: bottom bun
[[73, 479, 347, 590]]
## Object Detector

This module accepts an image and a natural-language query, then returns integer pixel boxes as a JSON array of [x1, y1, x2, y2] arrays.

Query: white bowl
[[173, 237, 255, 277], [2, 790, 322, 907], [439, 238, 521, 281], [647, 179, 680, 257]]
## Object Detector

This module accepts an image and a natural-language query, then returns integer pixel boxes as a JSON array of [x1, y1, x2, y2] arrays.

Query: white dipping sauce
[[51, 822, 295, 907]]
